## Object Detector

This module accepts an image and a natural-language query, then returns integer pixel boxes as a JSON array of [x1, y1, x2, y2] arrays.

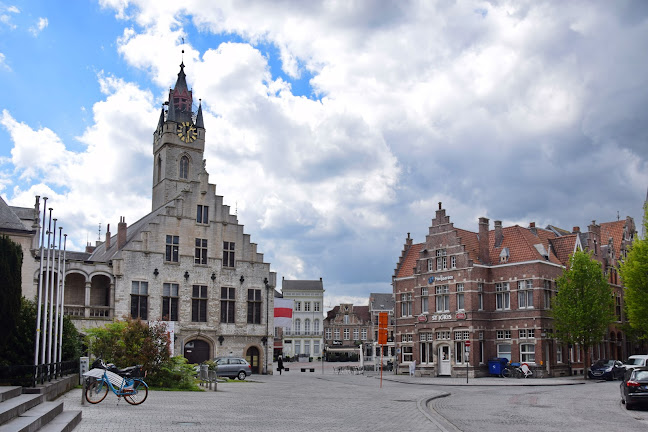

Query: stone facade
[[9, 63, 277, 374]]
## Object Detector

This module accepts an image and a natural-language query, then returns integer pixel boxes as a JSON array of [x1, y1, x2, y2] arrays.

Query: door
[[246, 346, 260, 374], [438, 345, 451, 376], [184, 340, 210, 364]]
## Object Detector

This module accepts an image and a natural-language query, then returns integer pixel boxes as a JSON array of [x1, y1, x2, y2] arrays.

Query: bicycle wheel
[[501, 367, 511, 378], [124, 379, 148, 405], [85, 380, 109, 404]]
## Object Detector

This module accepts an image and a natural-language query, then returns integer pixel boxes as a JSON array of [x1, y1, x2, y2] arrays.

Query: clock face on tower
[[176, 121, 198, 143]]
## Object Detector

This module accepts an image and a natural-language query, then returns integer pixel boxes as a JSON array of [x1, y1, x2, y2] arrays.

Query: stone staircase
[[0, 386, 80, 432]]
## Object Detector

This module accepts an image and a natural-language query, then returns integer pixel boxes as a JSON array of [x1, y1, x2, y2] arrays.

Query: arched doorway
[[184, 340, 210, 365], [246, 346, 260, 374]]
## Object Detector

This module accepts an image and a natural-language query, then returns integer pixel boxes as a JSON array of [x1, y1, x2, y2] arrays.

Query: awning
[[326, 347, 360, 353]]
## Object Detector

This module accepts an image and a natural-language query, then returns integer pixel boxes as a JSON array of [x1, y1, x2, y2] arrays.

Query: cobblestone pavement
[[57, 362, 597, 432]]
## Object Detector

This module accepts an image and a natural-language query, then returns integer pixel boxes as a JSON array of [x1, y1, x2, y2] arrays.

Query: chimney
[[494, 220, 503, 247], [105, 223, 111, 250], [85, 242, 96, 254], [572, 226, 580, 233], [117, 217, 127, 249], [478, 217, 490, 265], [406, 232, 412, 247], [529, 222, 536, 235]]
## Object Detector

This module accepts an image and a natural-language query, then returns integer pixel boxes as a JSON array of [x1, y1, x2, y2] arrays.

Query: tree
[[619, 205, 648, 340], [85, 318, 171, 375], [552, 250, 614, 377], [0, 235, 23, 364]]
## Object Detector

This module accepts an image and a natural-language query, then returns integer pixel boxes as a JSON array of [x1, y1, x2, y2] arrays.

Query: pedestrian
[[409, 359, 416, 377], [277, 355, 284, 375]]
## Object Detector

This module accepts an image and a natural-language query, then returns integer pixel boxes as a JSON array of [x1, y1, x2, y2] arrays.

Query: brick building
[[14, 63, 277, 374], [392, 202, 640, 377], [324, 304, 372, 360]]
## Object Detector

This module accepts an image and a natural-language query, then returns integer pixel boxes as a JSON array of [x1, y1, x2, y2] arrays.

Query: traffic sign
[[465, 340, 471, 347]]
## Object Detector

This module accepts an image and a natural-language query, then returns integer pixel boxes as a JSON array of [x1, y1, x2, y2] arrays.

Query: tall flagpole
[[40, 208, 53, 366], [53, 226, 63, 370], [34, 196, 47, 367], [47, 219, 57, 366], [57, 234, 67, 364]]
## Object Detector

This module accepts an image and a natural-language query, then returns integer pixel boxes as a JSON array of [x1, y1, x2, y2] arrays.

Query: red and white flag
[[274, 298, 293, 328]]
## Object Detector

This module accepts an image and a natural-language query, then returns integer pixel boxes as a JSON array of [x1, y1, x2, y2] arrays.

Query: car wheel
[[238, 371, 246, 380], [625, 401, 634, 410]]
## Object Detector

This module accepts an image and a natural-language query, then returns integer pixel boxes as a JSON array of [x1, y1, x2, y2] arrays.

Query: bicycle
[[84, 359, 148, 405], [500, 362, 532, 379]]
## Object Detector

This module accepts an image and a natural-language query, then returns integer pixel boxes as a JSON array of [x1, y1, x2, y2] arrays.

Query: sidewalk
[[284, 360, 587, 386]]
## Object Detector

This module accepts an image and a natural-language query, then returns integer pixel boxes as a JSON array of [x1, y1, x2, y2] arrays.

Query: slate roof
[[86, 206, 168, 263], [281, 279, 324, 291], [369, 293, 394, 311], [0, 197, 31, 232], [326, 305, 370, 322]]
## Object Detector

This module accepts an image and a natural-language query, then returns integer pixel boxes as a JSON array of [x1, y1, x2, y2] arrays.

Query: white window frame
[[520, 343, 535, 363], [497, 343, 511, 361], [496, 282, 510, 310]]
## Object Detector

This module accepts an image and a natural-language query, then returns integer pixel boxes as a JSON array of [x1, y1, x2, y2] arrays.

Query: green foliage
[[552, 250, 615, 348], [619, 205, 648, 339], [147, 356, 200, 390], [0, 235, 23, 359], [85, 318, 171, 376], [0, 298, 83, 366]]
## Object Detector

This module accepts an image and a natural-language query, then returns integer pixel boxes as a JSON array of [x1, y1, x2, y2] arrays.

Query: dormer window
[[499, 247, 510, 263]]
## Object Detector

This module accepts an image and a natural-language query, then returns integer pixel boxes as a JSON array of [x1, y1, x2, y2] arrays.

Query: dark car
[[213, 357, 252, 380], [620, 367, 648, 410], [588, 359, 625, 380]]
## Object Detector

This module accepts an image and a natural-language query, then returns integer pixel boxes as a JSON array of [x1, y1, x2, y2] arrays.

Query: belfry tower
[[151, 62, 206, 210]]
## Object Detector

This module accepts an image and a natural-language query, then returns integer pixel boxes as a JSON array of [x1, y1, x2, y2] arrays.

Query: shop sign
[[430, 313, 452, 321], [428, 275, 455, 284], [456, 312, 466, 320], [417, 314, 428, 323], [333, 340, 342, 345]]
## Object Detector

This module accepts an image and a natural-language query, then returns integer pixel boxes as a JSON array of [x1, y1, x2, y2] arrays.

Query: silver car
[[214, 357, 252, 380]]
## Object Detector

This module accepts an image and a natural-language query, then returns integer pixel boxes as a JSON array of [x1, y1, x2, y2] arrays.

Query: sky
[[1, 0, 647, 309]]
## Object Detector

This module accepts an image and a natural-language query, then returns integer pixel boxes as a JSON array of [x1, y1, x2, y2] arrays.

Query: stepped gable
[[600, 219, 626, 260], [455, 227, 480, 263], [395, 242, 423, 278]]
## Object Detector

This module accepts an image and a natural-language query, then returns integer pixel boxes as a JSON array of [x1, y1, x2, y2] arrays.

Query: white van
[[624, 355, 648, 371]]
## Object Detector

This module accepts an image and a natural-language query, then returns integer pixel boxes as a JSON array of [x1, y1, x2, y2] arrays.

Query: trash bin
[[488, 358, 508, 375]]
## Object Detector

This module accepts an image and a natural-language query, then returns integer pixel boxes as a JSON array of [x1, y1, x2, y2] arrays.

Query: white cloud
[[4, 0, 648, 304], [28, 17, 48, 36], [0, 52, 9, 71]]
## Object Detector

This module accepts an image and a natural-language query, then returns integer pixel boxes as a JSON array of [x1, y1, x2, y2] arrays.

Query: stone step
[[0, 394, 44, 425], [38, 410, 82, 432], [0, 401, 63, 432], [0, 387, 22, 403]]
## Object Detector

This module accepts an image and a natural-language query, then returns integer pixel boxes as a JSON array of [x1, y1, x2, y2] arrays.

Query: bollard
[[80, 357, 89, 405]]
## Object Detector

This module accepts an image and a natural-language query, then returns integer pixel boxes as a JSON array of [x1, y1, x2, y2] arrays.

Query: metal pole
[[264, 279, 269, 375], [53, 226, 62, 373], [40, 208, 53, 367], [34, 196, 47, 368], [47, 219, 57, 368], [58, 234, 67, 364]]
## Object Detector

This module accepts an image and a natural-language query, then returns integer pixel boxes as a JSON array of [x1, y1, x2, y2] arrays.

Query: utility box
[[79, 357, 89, 385]]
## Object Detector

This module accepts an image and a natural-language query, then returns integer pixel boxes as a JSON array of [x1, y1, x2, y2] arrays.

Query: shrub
[[147, 356, 200, 390]]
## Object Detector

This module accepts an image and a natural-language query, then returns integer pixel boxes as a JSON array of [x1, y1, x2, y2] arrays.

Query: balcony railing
[[64, 305, 112, 319], [283, 330, 322, 337]]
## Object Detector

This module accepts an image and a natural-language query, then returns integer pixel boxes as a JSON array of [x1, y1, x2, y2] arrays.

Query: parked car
[[587, 359, 625, 380], [623, 355, 648, 372], [620, 367, 648, 410], [213, 357, 252, 380]]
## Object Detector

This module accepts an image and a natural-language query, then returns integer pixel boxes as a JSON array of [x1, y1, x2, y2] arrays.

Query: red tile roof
[[489, 226, 561, 265], [396, 243, 423, 278], [549, 234, 578, 265], [455, 228, 480, 263], [600, 220, 626, 260]]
